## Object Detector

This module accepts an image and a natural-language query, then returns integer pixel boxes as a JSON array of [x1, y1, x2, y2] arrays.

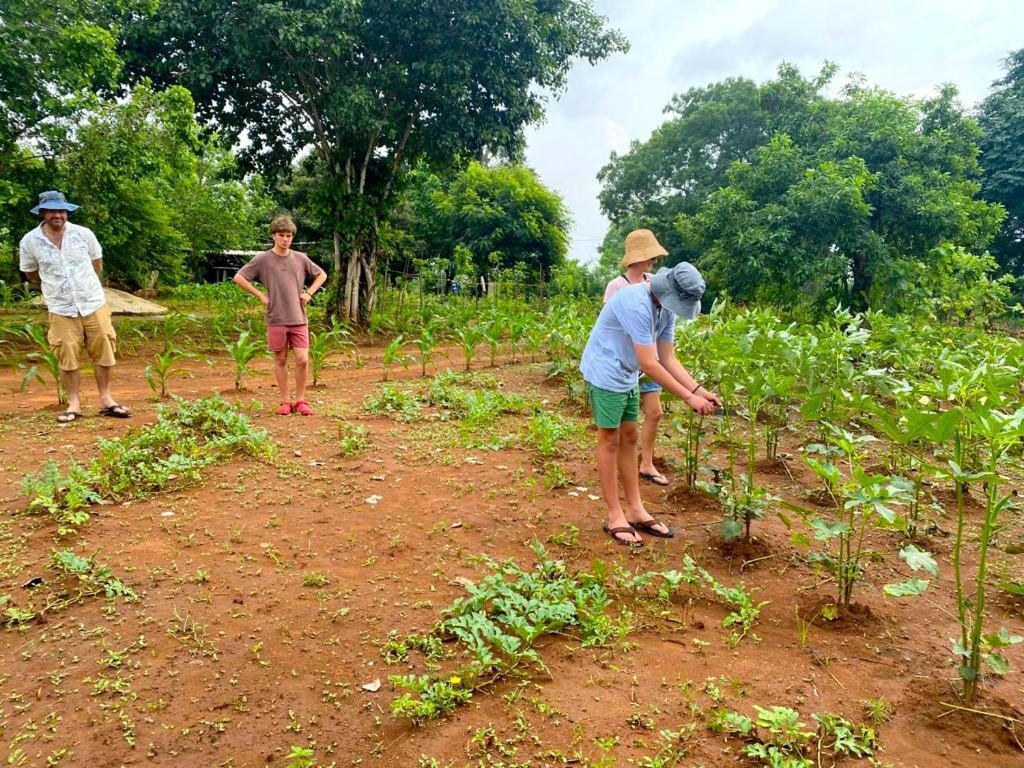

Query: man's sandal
[[602, 523, 643, 547], [56, 411, 82, 424], [98, 404, 131, 418], [639, 470, 671, 486], [293, 400, 313, 416], [275, 402, 293, 415], [631, 518, 675, 539]]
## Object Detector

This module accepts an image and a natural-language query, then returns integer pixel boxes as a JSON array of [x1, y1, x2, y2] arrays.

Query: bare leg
[[274, 349, 290, 402], [94, 365, 116, 408], [621, 420, 670, 534], [60, 369, 82, 413], [638, 390, 664, 477], [596, 426, 641, 544], [292, 347, 309, 402]]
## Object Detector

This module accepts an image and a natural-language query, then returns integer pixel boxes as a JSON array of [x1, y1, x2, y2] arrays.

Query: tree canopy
[[411, 162, 570, 282], [979, 48, 1024, 283], [60, 84, 274, 286], [599, 64, 1004, 313], [122, 0, 626, 321]]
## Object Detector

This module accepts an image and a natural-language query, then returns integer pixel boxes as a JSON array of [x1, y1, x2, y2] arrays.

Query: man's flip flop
[[631, 518, 675, 538], [56, 411, 82, 424], [639, 471, 671, 487], [99, 404, 131, 418], [602, 523, 643, 547]]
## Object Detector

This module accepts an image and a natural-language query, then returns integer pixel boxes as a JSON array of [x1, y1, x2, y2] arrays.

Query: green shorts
[[587, 383, 640, 428]]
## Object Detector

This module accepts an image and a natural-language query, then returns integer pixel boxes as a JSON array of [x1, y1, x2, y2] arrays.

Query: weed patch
[[1, 550, 136, 629], [386, 543, 763, 726], [22, 397, 273, 534]]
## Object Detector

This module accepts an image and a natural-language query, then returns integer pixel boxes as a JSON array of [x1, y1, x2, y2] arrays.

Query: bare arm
[[300, 271, 328, 306], [634, 343, 715, 414], [657, 340, 721, 405], [24, 270, 41, 289], [92, 259, 103, 276], [233, 273, 269, 305]]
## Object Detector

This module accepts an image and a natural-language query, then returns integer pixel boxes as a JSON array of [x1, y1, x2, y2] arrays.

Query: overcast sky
[[524, 0, 1024, 264]]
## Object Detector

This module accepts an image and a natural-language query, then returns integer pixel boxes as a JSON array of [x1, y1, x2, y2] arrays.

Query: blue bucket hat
[[650, 262, 705, 320], [31, 190, 79, 215]]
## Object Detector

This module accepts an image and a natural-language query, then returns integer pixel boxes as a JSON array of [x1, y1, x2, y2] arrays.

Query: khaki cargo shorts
[[47, 304, 117, 371]]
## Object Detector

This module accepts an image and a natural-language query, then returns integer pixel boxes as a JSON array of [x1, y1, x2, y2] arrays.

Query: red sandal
[[275, 402, 293, 415], [293, 400, 313, 416]]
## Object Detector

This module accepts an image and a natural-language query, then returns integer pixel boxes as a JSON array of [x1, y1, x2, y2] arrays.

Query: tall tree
[[597, 75, 776, 263], [424, 162, 570, 280], [122, 0, 626, 322], [60, 84, 274, 286], [0, 0, 148, 251], [979, 48, 1024, 282]]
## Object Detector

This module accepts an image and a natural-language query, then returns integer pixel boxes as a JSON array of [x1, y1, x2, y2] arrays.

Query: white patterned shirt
[[19, 223, 106, 317]]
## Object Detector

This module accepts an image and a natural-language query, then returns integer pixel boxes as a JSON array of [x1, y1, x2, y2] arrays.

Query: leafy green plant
[[13, 321, 66, 405], [947, 405, 1024, 703], [23, 462, 101, 535], [338, 422, 371, 456], [145, 346, 193, 398], [787, 426, 920, 609], [453, 324, 485, 371], [225, 329, 263, 389], [381, 334, 411, 381], [699, 471, 778, 543], [525, 411, 576, 457], [22, 398, 273, 534], [412, 322, 443, 377], [364, 386, 422, 422], [2, 550, 136, 629]]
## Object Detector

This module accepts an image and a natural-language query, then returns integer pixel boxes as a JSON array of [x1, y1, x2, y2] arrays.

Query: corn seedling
[[226, 329, 263, 389]]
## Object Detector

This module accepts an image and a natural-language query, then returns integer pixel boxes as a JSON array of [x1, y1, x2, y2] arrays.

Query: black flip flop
[[631, 518, 675, 538], [99, 404, 131, 418], [56, 411, 82, 424], [639, 471, 671, 487], [602, 523, 643, 547]]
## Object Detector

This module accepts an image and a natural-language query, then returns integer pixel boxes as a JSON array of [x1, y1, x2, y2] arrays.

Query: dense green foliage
[[122, 0, 625, 320], [0, 0, 146, 214], [979, 48, 1024, 283], [599, 63, 1007, 313], [60, 84, 274, 286], [400, 162, 570, 283]]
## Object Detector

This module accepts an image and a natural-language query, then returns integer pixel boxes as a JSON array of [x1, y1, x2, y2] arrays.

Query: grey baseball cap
[[649, 262, 705, 320]]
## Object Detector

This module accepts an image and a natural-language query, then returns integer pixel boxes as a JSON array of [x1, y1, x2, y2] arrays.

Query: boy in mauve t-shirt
[[233, 215, 327, 415]]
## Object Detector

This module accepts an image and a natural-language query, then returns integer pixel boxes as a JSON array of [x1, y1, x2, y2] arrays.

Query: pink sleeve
[[603, 276, 627, 303]]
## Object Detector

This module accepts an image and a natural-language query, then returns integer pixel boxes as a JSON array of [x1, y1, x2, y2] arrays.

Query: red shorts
[[267, 324, 309, 352]]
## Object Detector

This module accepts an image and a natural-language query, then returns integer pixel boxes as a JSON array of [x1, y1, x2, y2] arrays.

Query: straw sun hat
[[620, 228, 669, 269]]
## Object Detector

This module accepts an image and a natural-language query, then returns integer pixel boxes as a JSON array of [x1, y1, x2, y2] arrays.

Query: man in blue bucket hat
[[19, 191, 131, 423], [580, 229, 720, 547]]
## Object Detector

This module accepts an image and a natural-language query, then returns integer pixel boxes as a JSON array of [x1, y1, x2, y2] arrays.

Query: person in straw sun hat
[[603, 229, 671, 487], [581, 229, 720, 546]]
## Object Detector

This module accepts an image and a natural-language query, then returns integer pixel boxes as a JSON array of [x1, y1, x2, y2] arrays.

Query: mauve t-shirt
[[237, 249, 325, 326]]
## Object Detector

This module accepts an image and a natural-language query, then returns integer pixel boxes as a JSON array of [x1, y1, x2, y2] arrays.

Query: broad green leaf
[[898, 544, 939, 576], [883, 579, 929, 597], [810, 518, 849, 540], [985, 652, 1010, 676], [983, 628, 1024, 648], [720, 518, 743, 541]]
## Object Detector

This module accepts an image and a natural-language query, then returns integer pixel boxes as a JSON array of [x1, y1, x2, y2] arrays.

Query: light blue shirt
[[580, 282, 675, 392]]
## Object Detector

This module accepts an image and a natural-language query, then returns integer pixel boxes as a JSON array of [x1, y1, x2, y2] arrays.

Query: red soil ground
[[0, 348, 1021, 767]]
